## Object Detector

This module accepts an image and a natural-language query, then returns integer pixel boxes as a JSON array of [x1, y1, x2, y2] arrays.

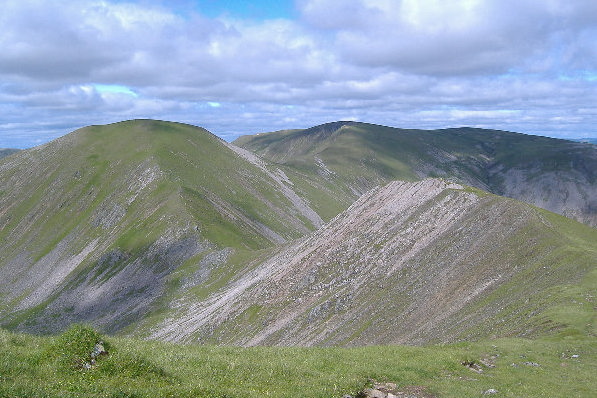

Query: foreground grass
[[0, 326, 595, 398]]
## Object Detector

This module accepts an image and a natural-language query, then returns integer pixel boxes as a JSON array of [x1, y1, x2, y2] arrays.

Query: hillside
[[151, 179, 597, 346], [234, 122, 597, 226], [0, 120, 324, 334]]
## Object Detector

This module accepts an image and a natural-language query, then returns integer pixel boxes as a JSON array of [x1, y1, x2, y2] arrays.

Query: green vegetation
[[1, 326, 594, 398]]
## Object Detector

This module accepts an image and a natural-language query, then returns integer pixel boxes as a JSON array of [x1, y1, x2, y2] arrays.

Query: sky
[[1, 0, 596, 148]]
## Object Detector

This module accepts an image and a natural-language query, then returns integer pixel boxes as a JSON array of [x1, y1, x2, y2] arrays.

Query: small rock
[[510, 363, 519, 368], [360, 388, 386, 398], [571, 354, 579, 358], [373, 382, 397, 392], [91, 341, 107, 359], [523, 362, 540, 367], [483, 388, 498, 395]]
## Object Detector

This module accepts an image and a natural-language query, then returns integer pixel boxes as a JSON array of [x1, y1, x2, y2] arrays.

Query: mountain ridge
[[0, 149, 20, 159], [150, 178, 597, 345], [235, 121, 597, 227], [0, 119, 595, 348]]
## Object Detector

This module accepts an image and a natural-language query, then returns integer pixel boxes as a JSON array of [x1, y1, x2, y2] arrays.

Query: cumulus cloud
[[0, 0, 596, 147], [298, 0, 597, 76]]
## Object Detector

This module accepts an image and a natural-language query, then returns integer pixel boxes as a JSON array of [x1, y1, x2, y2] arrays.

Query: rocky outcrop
[[352, 381, 436, 398]]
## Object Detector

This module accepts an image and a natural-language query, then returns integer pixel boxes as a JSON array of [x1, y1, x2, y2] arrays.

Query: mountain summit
[[0, 120, 322, 333]]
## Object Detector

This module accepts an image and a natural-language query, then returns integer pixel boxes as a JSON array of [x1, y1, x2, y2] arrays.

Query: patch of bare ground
[[353, 380, 436, 398]]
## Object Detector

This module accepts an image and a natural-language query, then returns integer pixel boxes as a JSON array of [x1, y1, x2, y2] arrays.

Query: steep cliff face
[[0, 120, 323, 334], [151, 179, 597, 345], [235, 123, 597, 227]]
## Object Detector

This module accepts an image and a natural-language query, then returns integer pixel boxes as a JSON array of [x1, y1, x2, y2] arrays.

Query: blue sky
[[1, 0, 596, 148], [190, 0, 295, 19]]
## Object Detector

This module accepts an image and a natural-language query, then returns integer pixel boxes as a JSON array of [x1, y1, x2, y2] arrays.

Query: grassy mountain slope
[[151, 179, 597, 346], [0, 120, 324, 334], [234, 122, 597, 226], [1, 119, 595, 349]]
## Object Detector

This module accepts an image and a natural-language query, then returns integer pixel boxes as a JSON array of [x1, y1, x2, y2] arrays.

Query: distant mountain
[[571, 138, 597, 145], [0, 120, 323, 334], [0, 149, 20, 159], [152, 179, 597, 345], [235, 122, 597, 227]]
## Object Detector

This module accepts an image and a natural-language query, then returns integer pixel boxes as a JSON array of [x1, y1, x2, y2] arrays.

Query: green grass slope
[[234, 122, 597, 226], [1, 325, 595, 397], [0, 120, 323, 335]]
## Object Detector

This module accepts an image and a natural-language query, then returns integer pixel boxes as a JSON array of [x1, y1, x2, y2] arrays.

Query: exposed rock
[[2, 120, 596, 346], [523, 362, 541, 367], [236, 122, 597, 227], [462, 360, 484, 373], [76, 340, 108, 370], [357, 383, 435, 398], [92, 203, 126, 229], [181, 248, 232, 289], [225, 143, 324, 230], [0, 120, 329, 335], [91, 341, 107, 359], [357, 381, 400, 398]]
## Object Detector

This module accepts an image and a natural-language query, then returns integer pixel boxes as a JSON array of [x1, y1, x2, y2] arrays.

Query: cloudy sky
[[1, 0, 596, 148]]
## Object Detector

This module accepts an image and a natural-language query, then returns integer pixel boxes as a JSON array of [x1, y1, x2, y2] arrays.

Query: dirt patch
[[354, 380, 436, 398]]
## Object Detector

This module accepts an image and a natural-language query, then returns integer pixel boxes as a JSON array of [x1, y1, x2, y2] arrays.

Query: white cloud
[[0, 0, 596, 147]]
